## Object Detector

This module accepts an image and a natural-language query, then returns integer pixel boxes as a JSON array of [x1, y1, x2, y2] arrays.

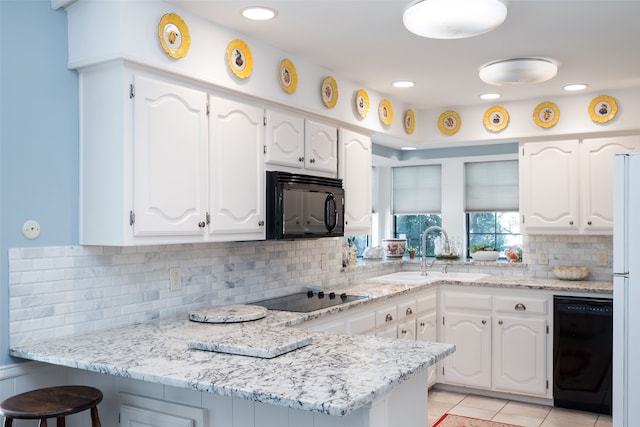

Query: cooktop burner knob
[[340, 293, 348, 300], [318, 291, 325, 298], [307, 290, 314, 298], [329, 292, 336, 299]]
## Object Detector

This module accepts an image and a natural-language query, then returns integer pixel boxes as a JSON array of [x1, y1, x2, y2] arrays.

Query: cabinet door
[[132, 74, 208, 237], [345, 310, 376, 335], [304, 119, 337, 174], [398, 318, 416, 340], [441, 312, 492, 389], [493, 315, 548, 396], [520, 140, 580, 233], [208, 95, 265, 240], [339, 129, 372, 235], [264, 109, 305, 169], [581, 135, 640, 233], [416, 312, 437, 387]]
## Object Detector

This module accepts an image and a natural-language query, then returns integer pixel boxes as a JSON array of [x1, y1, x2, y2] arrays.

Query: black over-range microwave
[[266, 171, 345, 240]]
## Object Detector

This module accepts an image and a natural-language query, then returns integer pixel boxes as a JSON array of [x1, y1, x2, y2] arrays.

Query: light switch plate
[[596, 250, 608, 266]]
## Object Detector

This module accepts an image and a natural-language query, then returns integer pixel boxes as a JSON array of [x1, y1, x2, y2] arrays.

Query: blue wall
[[1, 0, 79, 365]]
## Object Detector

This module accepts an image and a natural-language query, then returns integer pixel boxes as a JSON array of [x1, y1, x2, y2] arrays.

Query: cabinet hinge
[[546, 325, 549, 334], [118, 412, 121, 424], [442, 316, 445, 326], [263, 145, 267, 154], [546, 380, 549, 389], [263, 116, 267, 126], [522, 215, 525, 224], [442, 367, 445, 376], [129, 211, 135, 226], [206, 212, 210, 225], [206, 102, 210, 116], [522, 147, 525, 156], [129, 83, 135, 99]]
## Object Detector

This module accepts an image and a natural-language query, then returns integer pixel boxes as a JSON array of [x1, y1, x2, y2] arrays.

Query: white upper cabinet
[[519, 139, 580, 233], [264, 109, 305, 169], [520, 136, 640, 234], [265, 110, 337, 177], [132, 74, 209, 238], [580, 135, 640, 232], [339, 129, 372, 235], [208, 95, 265, 241]]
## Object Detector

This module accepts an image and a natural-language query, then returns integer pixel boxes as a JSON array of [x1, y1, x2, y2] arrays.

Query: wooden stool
[[0, 385, 102, 427]]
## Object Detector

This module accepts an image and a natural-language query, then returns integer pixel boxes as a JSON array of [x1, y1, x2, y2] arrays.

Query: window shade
[[393, 165, 442, 214], [465, 160, 518, 211]]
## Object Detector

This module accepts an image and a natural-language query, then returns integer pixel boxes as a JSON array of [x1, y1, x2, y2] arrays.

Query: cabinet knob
[[481, 320, 487, 325], [569, 220, 574, 225], [258, 220, 265, 226], [498, 320, 504, 325], [385, 313, 393, 322], [401, 329, 407, 335], [310, 158, 316, 163], [298, 157, 304, 162], [514, 303, 526, 311], [406, 307, 413, 316], [588, 221, 592, 225], [198, 221, 206, 228], [419, 322, 426, 327]]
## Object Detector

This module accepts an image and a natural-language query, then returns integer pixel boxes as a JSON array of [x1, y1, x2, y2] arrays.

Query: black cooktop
[[250, 291, 368, 313]]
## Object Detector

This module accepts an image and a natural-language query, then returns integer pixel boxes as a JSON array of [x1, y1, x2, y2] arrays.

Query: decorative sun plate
[[355, 89, 370, 118], [279, 59, 297, 94], [589, 95, 618, 123], [227, 39, 253, 79], [321, 76, 339, 108], [404, 109, 416, 134], [438, 111, 461, 136], [483, 106, 509, 132], [379, 99, 393, 126], [158, 13, 190, 59], [533, 102, 560, 128]]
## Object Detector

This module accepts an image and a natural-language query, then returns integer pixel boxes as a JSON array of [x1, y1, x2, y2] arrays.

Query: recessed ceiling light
[[393, 81, 415, 88], [480, 93, 501, 100], [403, 0, 508, 39], [241, 7, 277, 21], [564, 83, 588, 91], [401, 146, 417, 150]]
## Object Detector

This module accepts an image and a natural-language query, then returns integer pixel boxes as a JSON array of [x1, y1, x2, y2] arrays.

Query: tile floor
[[428, 389, 613, 427]]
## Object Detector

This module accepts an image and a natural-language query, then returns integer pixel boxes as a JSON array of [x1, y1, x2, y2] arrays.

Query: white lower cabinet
[[119, 394, 206, 427], [439, 288, 551, 398]]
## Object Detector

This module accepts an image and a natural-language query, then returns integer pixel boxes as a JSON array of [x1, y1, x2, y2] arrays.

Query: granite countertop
[[9, 310, 453, 416], [8, 274, 610, 416]]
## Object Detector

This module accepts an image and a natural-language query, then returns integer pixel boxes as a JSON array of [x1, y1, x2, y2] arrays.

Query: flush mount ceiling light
[[479, 58, 558, 85], [241, 7, 277, 21], [402, 0, 507, 39], [564, 83, 588, 92], [480, 93, 501, 100]]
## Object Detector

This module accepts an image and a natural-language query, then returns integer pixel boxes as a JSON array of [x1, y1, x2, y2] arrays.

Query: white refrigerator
[[613, 153, 640, 427]]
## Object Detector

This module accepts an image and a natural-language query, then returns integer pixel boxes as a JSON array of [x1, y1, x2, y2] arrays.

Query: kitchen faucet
[[421, 226, 450, 276]]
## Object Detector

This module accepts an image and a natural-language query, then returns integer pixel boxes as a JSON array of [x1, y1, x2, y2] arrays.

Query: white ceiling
[[171, 0, 640, 149]]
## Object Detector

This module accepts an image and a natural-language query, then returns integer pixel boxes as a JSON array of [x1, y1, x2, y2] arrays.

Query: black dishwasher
[[553, 296, 613, 415]]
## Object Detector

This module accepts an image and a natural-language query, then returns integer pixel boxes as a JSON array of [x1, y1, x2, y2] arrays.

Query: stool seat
[[1, 386, 102, 427]]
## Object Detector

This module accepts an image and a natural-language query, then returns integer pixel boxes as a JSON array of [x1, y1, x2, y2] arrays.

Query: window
[[465, 160, 521, 258], [392, 165, 442, 257]]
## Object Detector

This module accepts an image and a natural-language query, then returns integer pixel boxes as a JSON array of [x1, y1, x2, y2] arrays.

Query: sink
[[367, 271, 490, 285]]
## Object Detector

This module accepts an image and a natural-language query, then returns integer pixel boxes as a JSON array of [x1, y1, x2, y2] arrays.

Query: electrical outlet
[[169, 267, 182, 291], [22, 219, 41, 240], [537, 249, 549, 265], [596, 250, 608, 266], [321, 254, 328, 271]]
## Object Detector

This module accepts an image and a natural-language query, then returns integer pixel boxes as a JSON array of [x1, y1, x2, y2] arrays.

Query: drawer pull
[[401, 329, 407, 335], [481, 320, 487, 325], [420, 322, 426, 327], [385, 313, 393, 322], [498, 320, 503, 325], [406, 307, 413, 316], [514, 303, 526, 311]]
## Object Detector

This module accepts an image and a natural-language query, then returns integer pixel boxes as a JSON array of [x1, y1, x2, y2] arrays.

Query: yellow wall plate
[[158, 13, 190, 59]]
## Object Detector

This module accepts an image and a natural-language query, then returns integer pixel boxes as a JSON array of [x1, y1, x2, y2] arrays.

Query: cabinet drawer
[[398, 300, 417, 320], [375, 304, 398, 328], [494, 296, 547, 315], [442, 292, 492, 310]]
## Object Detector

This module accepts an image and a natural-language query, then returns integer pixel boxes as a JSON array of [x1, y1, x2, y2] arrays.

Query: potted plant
[[470, 244, 500, 261], [407, 247, 416, 259]]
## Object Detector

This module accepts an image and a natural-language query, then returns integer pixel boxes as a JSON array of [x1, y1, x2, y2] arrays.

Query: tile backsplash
[[8, 234, 612, 347]]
